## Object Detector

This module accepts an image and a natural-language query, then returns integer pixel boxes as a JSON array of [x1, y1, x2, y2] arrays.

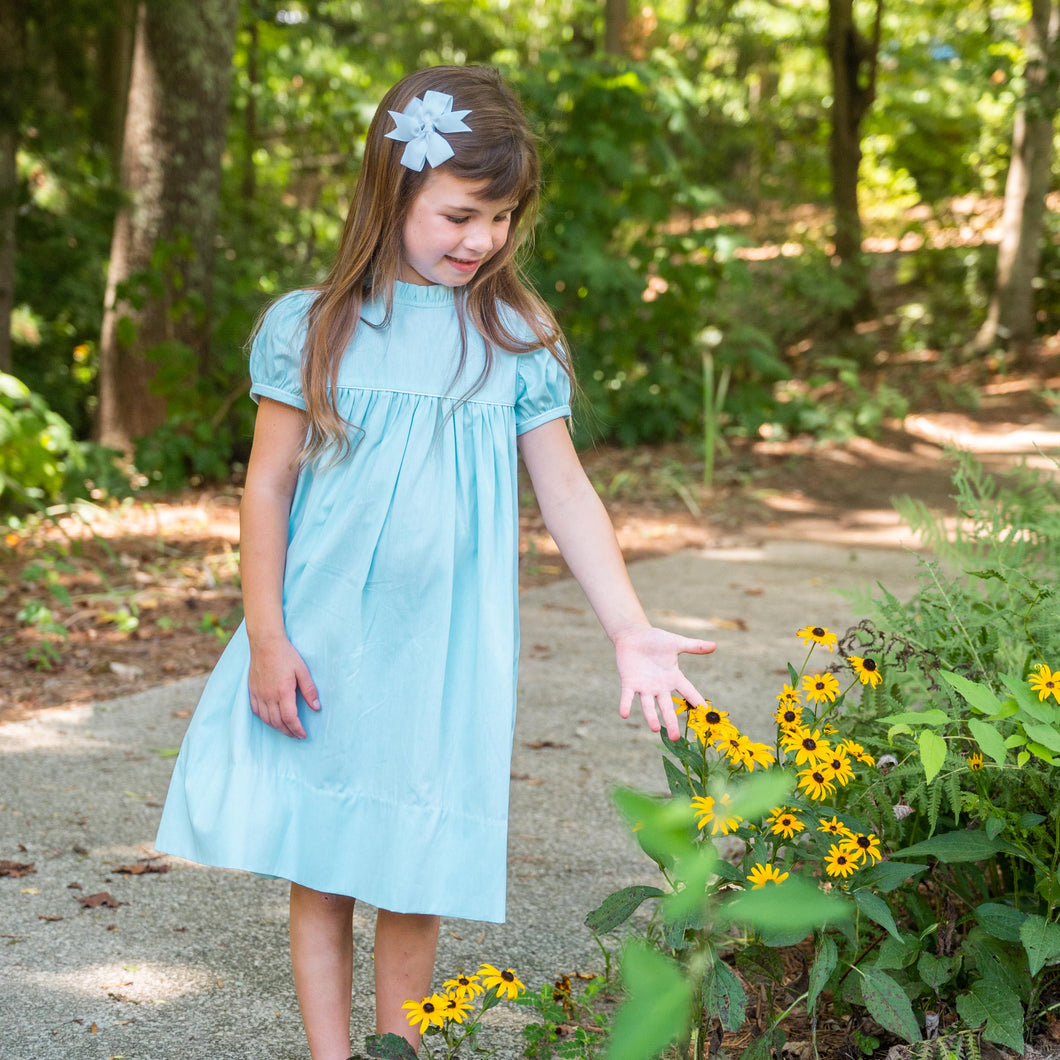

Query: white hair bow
[[385, 90, 473, 171]]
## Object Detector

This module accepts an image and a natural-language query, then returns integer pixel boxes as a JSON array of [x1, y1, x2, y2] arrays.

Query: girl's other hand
[[248, 635, 322, 739], [614, 627, 715, 742]]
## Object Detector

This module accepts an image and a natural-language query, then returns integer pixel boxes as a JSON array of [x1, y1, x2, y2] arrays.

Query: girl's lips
[[445, 255, 481, 273]]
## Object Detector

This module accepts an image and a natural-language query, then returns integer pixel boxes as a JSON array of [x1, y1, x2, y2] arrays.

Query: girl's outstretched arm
[[240, 397, 321, 739], [518, 418, 715, 740]]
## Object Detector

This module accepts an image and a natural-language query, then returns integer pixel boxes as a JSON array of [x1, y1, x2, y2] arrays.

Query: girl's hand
[[614, 626, 715, 741], [248, 635, 322, 739]]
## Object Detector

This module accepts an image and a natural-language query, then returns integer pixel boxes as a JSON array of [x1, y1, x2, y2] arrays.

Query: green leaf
[[607, 943, 692, 1060], [854, 890, 902, 941], [1020, 720, 1060, 753], [856, 861, 929, 893], [941, 671, 1002, 715], [1019, 913, 1060, 976], [891, 830, 1003, 863], [807, 934, 837, 1009], [721, 876, 851, 937], [975, 902, 1029, 943], [725, 769, 793, 822], [365, 1033, 419, 1060], [705, 957, 747, 1032], [1018, 813, 1046, 829], [918, 729, 948, 783], [879, 709, 951, 727], [955, 980, 1025, 1053], [585, 885, 665, 934], [860, 969, 921, 1043], [736, 943, 784, 987], [1002, 672, 1056, 724], [662, 757, 694, 798], [966, 718, 1007, 766], [916, 952, 953, 992]]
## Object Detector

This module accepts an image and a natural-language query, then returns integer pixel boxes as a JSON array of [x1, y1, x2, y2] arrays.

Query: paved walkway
[[1, 539, 922, 1059]]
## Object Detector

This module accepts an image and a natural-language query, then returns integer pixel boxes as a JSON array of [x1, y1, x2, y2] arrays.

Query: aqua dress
[[155, 282, 571, 923]]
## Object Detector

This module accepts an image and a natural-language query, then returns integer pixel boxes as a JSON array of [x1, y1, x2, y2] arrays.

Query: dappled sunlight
[[0, 703, 106, 753], [22, 960, 216, 1003]]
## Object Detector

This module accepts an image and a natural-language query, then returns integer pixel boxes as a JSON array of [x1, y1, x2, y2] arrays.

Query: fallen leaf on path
[[67, 881, 83, 889], [0, 860, 35, 878], [114, 863, 169, 876], [523, 739, 570, 750], [38, 915, 63, 922], [76, 892, 124, 909], [711, 615, 749, 631]]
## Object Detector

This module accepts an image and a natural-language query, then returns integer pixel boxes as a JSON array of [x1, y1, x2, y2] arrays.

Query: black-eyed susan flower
[[824, 844, 858, 878], [838, 738, 875, 767], [766, 807, 805, 839], [747, 862, 789, 888], [440, 992, 475, 1023], [782, 726, 831, 767], [479, 963, 525, 1000], [774, 702, 803, 729], [968, 752, 983, 771], [1028, 664, 1060, 704], [797, 625, 838, 651], [841, 832, 883, 865], [776, 683, 803, 707], [797, 765, 837, 802], [824, 747, 856, 786], [719, 731, 752, 765], [848, 655, 882, 688], [801, 672, 840, 704], [817, 815, 854, 839], [442, 972, 483, 999], [741, 740, 777, 772], [691, 793, 742, 836], [686, 705, 738, 747], [403, 994, 448, 1033]]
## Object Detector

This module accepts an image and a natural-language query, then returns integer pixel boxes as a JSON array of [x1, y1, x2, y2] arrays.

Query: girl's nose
[[462, 223, 494, 254]]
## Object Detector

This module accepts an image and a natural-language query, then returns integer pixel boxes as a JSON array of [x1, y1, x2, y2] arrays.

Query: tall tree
[[0, 0, 26, 375], [97, 0, 240, 451], [826, 0, 882, 323], [974, 0, 1060, 356], [605, 0, 629, 54]]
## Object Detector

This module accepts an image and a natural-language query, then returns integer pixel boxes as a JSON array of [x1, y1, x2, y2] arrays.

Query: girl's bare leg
[[289, 882, 357, 1060], [374, 908, 441, 1047]]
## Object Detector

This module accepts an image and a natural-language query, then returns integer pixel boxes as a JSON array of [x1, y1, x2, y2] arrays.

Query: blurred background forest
[[2, 0, 1059, 510]]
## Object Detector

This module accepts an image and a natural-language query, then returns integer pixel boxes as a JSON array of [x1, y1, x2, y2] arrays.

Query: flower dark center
[[781, 817, 792, 826], [502, 970, 514, 982], [863, 659, 877, 671], [815, 682, 825, 690], [802, 738, 817, 750], [831, 759, 842, 770], [424, 1002, 436, 1013], [857, 835, 870, 848], [783, 710, 797, 722], [812, 772, 825, 783], [837, 855, 848, 865], [705, 711, 721, 724], [813, 627, 825, 637]]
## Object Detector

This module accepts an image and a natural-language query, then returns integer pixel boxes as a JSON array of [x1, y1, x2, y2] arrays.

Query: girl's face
[[399, 170, 517, 287]]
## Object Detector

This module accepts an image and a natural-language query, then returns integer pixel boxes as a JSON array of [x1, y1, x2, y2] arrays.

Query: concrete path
[[1, 540, 922, 1059]]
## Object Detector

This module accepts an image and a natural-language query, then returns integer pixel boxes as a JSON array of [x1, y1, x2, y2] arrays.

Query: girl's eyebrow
[[442, 202, 518, 214]]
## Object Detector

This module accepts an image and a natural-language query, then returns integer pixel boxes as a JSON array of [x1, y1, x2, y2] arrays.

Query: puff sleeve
[[514, 346, 572, 436], [248, 291, 314, 410]]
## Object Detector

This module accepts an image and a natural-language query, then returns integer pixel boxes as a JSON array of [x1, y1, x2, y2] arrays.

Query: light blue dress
[[155, 281, 571, 923]]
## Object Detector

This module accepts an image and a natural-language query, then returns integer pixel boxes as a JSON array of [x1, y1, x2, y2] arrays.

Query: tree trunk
[[826, 0, 883, 323], [97, 0, 240, 451], [975, 0, 1060, 356], [0, 0, 26, 376], [605, 0, 629, 55]]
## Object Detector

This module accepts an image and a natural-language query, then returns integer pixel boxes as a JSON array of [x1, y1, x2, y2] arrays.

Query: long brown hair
[[292, 65, 570, 463]]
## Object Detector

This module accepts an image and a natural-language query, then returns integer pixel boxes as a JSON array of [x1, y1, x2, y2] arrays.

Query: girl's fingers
[[679, 637, 717, 656], [618, 685, 634, 720], [295, 664, 321, 712]]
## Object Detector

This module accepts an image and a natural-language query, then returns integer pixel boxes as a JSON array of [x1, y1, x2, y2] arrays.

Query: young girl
[[155, 65, 714, 1059]]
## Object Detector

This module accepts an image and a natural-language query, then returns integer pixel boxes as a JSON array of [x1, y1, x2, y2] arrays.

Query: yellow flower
[[479, 963, 525, 1000], [773, 702, 803, 728], [686, 704, 739, 747], [442, 972, 484, 999], [848, 655, 882, 688], [841, 832, 883, 865], [776, 684, 803, 707], [719, 731, 752, 765], [801, 672, 840, 704], [797, 765, 837, 802], [747, 863, 789, 888], [402, 994, 448, 1033], [1028, 664, 1060, 704], [741, 740, 777, 772], [824, 844, 858, 878], [691, 793, 742, 836], [782, 726, 831, 767], [766, 807, 805, 839], [968, 752, 983, 771], [817, 815, 854, 839], [823, 747, 856, 787], [440, 992, 475, 1023], [797, 625, 838, 651]]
